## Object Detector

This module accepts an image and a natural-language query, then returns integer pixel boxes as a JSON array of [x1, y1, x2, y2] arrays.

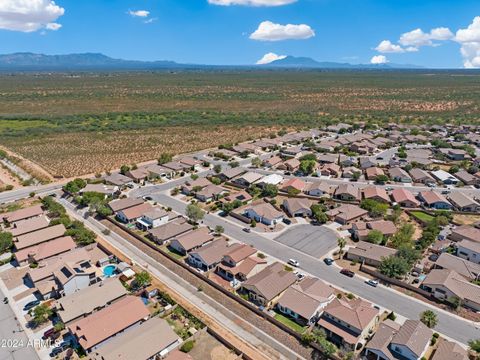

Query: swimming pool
[[103, 264, 117, 277]]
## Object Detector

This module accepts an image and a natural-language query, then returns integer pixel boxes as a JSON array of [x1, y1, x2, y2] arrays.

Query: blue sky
[[0, 0, 479, 68]]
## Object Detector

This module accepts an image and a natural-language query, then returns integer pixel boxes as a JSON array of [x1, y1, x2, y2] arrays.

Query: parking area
[[273, 224, 338, 258]]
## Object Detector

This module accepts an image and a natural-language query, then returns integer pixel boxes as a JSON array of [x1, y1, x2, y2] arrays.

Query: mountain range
[[0, 52, 423, 70]]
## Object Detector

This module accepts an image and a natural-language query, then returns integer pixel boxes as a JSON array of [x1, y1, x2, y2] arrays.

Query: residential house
[[454, 170, 479, 186], [148, 218, 193, 245], [362, 187, 390, 204], [125, 168, 149, 183], [55, 278, 128, 325], [162, 161, 191, 173], [430, 338, 469, 360], [243, 202, 284, 226], [80, 184, 118, 197], [232, 172, 263, 187], [89, 317, 181, 360], [457, 240, 480, 264], [433, 252, 480, 281], [222, 190, 252, 204], [68, 295, 150, 353], [169, 227, 214, 255], [282, 198, 312, 217], [8, 215, 50, 237], [316, 298, 379, 351], [334, 184, 360, 202], [281, 178, 307, 193], [104, 173, 134, 187], [390, 189, 420, 208], [304, 182, 332, 197], [218, 167, 246, 183], [449, 225, 480, 243], [351, 221, 397, 242], [136, 208, 169, 230], [14, 224, 66, 251], [195, 184, 227, 203], [365, 167, 385, 180], [187, 239, 229, 271], [179, 156, 202, 170], [2, 204, 43, 224], [256, 174, 284, 188], [317, 154, 338, 164], [116, 203, 153, 224], [144, 164, 175, 180], [409, 168, 436, 185], [389, 167, 412, 183], [276, 277, 335, 326], [263, 156, 283, 168], [346, 241, 397, 267], [181, 177, 211, 195], [319, 163, 341, 177], [278, 158, 301, 172], [418, 191, 452, 210], [15, 236, 76, 265], [326, 204, 368, 225], [360, 158, 376, 169], [215, 244, 265, 283], [431, 170, 459, 185], [448, 192, 480, 212], [241, 262, 297, 307], [365, 319, 432, 360], [108, 198, 143, 214], [421, 269, 480, 311]]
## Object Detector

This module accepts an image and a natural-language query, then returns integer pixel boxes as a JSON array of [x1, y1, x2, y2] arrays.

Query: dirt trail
[[0, 145, 54, 183]]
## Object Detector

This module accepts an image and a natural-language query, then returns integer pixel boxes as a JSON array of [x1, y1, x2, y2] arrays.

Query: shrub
[[180, 340, 195, 353]]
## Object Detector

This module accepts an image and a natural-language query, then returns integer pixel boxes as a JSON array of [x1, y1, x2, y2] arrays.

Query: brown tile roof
[[326, 204, 368, 223], [281, 178, 306, 192], [365, 319, 401, 360], [148, 218, 193, 242], [15, 224, 66, 250], [119, 202, 153, 221], [334, 184, 360, 200], [451, 225, 480, 242], [69, 296, 149, 350], [391, 320, 432, 357], [243, 262, 297, 301], [390, 188, 420, 206], [174, 227, 214, 252], [90, 317, 179, 360], [431, 338, 468, 360], [362, 187, 390, 203], [15, 236, 76, 263], [283, 198, 312, 214], [435, 253, 480, 280], [165, 350, 194, 360], [246, 202, 284, 220], [368, 220, 397, 236], [108, 198, 143, 212], [9, 215, 50, 237], [224, 243, 256, 263], [423, 269, 480, 305], [189, 239, 229, 266], [420, 191, 450, 206], [3, 204, 43, 223], [348, 241, 397, 263], [323, 298, 378, 331]]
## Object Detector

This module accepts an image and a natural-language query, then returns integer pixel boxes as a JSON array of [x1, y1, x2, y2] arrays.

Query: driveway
[[273, 224, 338, 258]]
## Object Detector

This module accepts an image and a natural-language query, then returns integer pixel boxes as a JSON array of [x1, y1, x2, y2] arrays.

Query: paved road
[[273, 225, 338, 258], [0, 288, 39, 360], [151, 192, 480, 346], [0, 184, 62, 204]]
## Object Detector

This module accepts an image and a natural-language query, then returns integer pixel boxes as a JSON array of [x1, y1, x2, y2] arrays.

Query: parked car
[[323, 258, 334, 266], [282, 218, 292, 225], [42, 328, 57, 340], [49, 347, 64, 358], [288, 259, 300, 267], [294, 271, 305, 280], [340, 269, 355, 278], [142, 196, 153, 201], [427, 183, 437, 188], [242, 227, 251, 233], [23, 300, 40, 311], [365, 279, 379, 287]]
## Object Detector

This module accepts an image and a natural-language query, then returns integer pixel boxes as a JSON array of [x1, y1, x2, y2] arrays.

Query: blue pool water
[[103, 265, 116, 277]]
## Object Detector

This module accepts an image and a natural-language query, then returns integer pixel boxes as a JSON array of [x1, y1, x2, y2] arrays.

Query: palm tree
[[420, 310, 438, 328], [337, 237, 347, 259]]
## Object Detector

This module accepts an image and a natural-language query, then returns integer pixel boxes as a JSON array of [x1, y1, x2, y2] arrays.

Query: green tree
[[379, 256, 410, 278], [262, 184, 278, 198], [229, 161, 240, 168], [213, 164, 222, 174], [390, 224, 415, 248], [210, 177, 221, 185], [361, 199, 389, 218], [337, 237, 347, 257], [65, 220, 96, 245], [158, 153, 173, 165], [420, 310, 438, 328], [251, 157, 262, 168], [375, 174, 389, 184], [32, 304, 53, 326], [468, 339, 480, 354], [0, 231, 13, 253], [397, 245, 420, 266], [63, 178, 87, 194], [366, 230, 384, 244], [120, 165, 130, 175], [186, 204, 205, 224], [299, 159, 317, 175], [311, 204, 328, 224], [214, 225, 224, 235], [134, 271, 152, 288]]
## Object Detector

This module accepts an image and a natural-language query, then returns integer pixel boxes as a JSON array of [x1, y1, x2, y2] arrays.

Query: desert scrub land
[[1, 70, 479, 177]]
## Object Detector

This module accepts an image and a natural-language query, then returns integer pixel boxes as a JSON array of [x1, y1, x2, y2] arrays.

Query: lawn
[[410, 211, 435, 224], [274, 312, 306, 334], [163, 245, 186, 260]]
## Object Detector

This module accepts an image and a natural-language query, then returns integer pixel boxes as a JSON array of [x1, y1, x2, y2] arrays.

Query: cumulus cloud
[[376, 40, 406, 53], [128, 10, 150, 17], [455, 16, 480, 68], [208, 0, 296, 6], [0, 0, 65, 32], [370, 55, 388, 64], [399, 27, 453, 48], [256, 52, 286, 64], [250, 21, 314, 41]]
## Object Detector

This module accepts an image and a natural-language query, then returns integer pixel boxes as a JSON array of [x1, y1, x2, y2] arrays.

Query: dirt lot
[[189, 330, 238, 360], [453, 213, 480, 225]]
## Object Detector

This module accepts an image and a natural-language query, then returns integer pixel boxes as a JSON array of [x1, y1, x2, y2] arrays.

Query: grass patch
[[163, 245, 186, 260], [274, 312, 307, 334], [410, 211, 435, 224]]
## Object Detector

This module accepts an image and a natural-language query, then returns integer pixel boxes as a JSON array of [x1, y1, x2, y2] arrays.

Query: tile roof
[[148, 218, 193, 242], [423, 269, 480, 305], [243, 262, 297, 301], [3, 204, 43, 223], [108, 198, 143, 212], [15, 224, 66, 250], [9, 215, 50, 237], [15, 236, 76, 263], [348, 241, 397, 263], [431, 338, 468, 360], [391, 320, 432, 358], [435, 253, 480, 280], [119, 202, 153, 221], [174, 227, 214, 252]]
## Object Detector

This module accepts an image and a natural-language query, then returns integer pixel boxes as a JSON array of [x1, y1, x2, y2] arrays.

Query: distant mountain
[[263, 55, 423, 69], [0, 52, 183, 70], [0, 52, 424, 71]]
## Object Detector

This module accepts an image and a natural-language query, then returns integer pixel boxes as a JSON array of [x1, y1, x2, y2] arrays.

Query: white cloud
[[430, 27, 454, 40], [375, 40, 406, 53], [0, 0, 65, 32], [370, 55, 388, 64], [256, 52, 286, 64], [399, 27, 453, 48], [208, 0, 296, 6], [250, 21, 314, 41], [455, 16, 480, 68], [128, 10, 150, 17], [144, 18, 157, 24]]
